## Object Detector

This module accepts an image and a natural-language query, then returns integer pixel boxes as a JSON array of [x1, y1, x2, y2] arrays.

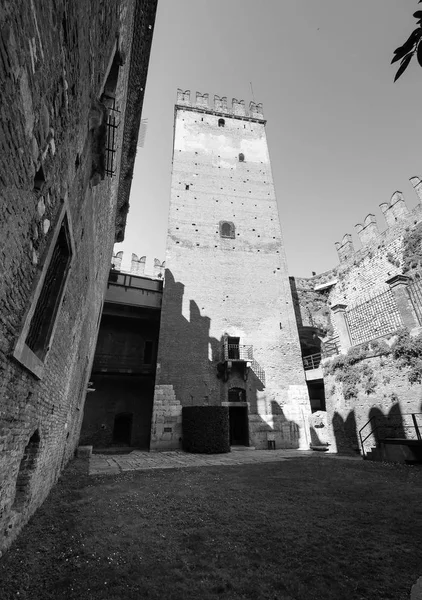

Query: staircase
[[359, 413, 422, 464]]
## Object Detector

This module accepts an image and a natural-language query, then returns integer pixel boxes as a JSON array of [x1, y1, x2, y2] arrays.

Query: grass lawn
[[1, 455, 422, 600]]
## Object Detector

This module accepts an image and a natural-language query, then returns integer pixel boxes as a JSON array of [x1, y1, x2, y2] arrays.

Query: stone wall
[[0, 0, 157, 555], [323, 350, 422, 455], [292, 179, 422, 455]]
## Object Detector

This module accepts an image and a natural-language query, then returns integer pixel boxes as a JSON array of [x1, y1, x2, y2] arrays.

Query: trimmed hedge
[[182, 406, 230, 454]]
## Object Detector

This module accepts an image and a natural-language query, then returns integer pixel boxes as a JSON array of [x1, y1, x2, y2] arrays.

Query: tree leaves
[[394, 54, 413, 82], [392, 16, 422, 81]]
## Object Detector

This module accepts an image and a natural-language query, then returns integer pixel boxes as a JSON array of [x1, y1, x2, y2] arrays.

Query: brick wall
[[151, 94, 311, 451], [0, 0, 157, 555]]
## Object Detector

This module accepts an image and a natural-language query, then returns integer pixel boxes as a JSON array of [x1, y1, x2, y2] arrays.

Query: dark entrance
[[229, 406, 249, 446], [113, 412, 133, 445]]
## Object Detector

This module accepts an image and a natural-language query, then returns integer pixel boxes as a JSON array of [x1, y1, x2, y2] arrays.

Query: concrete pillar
[[386, 275, 419, 330], [330, 303, 352, 352]]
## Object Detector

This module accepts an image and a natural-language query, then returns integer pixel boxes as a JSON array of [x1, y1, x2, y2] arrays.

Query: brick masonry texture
[[0, 0, 157, 555], [150, 94, 311, 451]]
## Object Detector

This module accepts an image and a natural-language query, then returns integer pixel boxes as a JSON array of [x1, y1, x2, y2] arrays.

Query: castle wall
[[0, 0, 157, 555], [323, 352, 422, 455], [294, 180, 422, 455], [151, 94, 311, 451]]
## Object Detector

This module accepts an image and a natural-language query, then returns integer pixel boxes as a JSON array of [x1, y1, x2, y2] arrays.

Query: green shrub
[[182, 406, 230, 454]]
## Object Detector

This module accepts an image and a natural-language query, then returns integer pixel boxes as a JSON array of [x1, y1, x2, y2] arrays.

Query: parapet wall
[[176, 89, 264, 120], [292, 176, 422, 355], [112, 251, 165, 279], [334, 177, 422, 266]]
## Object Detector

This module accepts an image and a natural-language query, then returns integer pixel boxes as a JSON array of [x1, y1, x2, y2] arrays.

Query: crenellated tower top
[[176, 89, 265, 122]]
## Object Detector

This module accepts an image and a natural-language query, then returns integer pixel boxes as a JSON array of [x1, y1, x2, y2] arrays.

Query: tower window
[[219, 221, 235, 239], [239, 153, 245, 162], [218, 118, 225, 127], [13, 206, 74, 379]]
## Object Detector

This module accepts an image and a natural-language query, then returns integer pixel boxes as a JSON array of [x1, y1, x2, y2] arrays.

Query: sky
[[115, 0, 422, 277]]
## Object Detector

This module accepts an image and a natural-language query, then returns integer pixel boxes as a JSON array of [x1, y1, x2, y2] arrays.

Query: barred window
[[25, 218, 72, 359]]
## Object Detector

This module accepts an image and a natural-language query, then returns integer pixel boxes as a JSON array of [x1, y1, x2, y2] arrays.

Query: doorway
[[113, 412, 133, 445], [229, 406, 249, 446]]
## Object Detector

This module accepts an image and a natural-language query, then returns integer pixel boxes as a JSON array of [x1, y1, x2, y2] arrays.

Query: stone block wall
[[0, 0, 157, 555]]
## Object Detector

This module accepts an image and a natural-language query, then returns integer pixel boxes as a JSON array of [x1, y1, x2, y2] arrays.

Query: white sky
[[116, 0, 422, 277]]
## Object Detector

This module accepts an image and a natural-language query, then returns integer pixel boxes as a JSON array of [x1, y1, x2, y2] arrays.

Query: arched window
[[228, 388, 246, 402], [218, 118, 225, 127], [219, 221, 235, 239], [238, 153, 245, 162]]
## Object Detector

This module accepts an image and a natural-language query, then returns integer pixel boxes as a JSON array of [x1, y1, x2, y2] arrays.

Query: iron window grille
[[25, 217, 72, 359], [103, 95, 120, 177]]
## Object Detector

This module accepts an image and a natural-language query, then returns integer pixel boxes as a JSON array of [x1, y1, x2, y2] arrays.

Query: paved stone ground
[[89, 448, 360, 476]]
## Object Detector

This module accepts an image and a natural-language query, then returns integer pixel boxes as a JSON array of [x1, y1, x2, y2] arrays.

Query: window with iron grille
[[25, 217, 72, 359]]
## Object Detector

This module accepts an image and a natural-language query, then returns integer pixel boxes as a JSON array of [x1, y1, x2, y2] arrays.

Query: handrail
[[302, 353, 322, 371], [359, 413, 422, 456], [359, 416, 375, 457]]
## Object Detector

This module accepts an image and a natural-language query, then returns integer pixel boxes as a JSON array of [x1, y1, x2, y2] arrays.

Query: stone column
[[330, 303, 352, 352], [386, 274, 419, 330]]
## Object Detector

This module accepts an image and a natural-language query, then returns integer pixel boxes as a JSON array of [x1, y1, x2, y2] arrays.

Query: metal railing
[[321, 337, 340, 358], [225, 344, 253, 361], [345, 289, 402, 346], [302, 353, 322, 371], [408, 277, 422, 325], [359, 412, 422, 456]]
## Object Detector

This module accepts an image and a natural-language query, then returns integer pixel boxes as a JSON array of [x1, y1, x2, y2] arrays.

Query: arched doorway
[[228, 388, 248, 446]]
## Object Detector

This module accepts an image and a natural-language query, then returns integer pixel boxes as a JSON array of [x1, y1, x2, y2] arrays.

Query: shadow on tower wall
[[152, 269, 305, 450]]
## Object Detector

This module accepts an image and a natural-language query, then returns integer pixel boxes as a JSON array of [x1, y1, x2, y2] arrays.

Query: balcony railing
[[302, 352, 322, 371], [224, 344, 253, 361]]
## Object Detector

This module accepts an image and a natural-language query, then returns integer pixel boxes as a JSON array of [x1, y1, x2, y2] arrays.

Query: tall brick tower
[[150, 90, 311, 450]]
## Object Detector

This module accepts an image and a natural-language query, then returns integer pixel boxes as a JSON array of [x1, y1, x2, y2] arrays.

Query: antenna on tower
[[250, 81, 256, 102]]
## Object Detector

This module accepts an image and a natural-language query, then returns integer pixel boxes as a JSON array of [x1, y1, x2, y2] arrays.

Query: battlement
[[334, 177, 422, 264], [176, 89, 264, 120], [111, 252, 165, 279]]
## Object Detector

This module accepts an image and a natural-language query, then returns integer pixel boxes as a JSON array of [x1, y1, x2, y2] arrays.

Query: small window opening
[[218, 118, 225, 127], [25, 217, 72, 359], [185, 184, 190, 190], [220, 221, 235, 239], [13, 430, 41, 511], [144, 341, 153, 365], [33, 166, 45, 192], [239, 153, 245, 162]]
